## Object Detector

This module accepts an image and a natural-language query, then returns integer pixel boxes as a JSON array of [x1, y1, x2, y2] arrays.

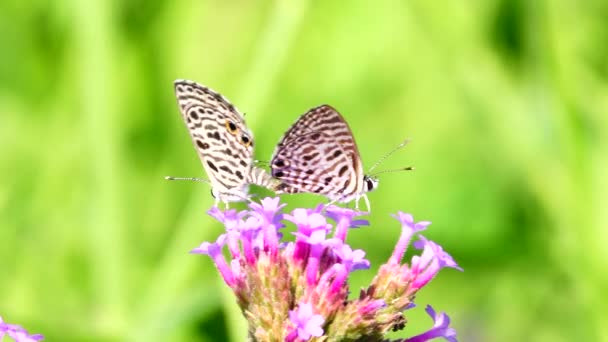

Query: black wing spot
[[235, 171, 244, 180], [338, 166, 348, 177], [274, 170, 285, 178], [198, 108, 205, 116], [196, 140, 209, 150], [333, 150, 342, 158], [226, 120, 238, 134], [303, 153, 319, 161], [219, 165, 233, 174], [190, 110, 199, 120], [240, 160, 248, 167], [207, 131, 221, 141], [225, 148, 232, 156], [324, 177, 333, 185], [310, 133, 321, 140], [274, 159, 285, 168], [241, 135, 251, 146], [306, 169, 314, 175], [207, 161, 218, 172]]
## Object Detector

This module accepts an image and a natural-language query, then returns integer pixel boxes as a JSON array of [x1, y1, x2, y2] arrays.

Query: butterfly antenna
[[370, 166, 414, 177], [367, 138, 411, 173], [165, 176, 211, 184]]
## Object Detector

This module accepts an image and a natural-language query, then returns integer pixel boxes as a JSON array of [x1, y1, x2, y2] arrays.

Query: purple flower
[[238, 216, 265, 264], [287, 209, 331, 263], [325, 206, 369, 228], [287, 303, 325, 341], [207, 207, 244, 228], [332, 243, 370, 272], [249, 197, 287, 257], [192, 198, 462, 340], [405, 302, 417, 310], [325, 205, 369, 241], [249, 197, 286, 226], [285, 209, 330, 236], [208, 207, 245, 259], [294, 228, 331, 285], [8, 330, 45, 342], [414, 236, 462, 270], [410, 236, 462, 290], [0, 316, 44, 342], [405, 305, 457, 342], [389, 212, 431, 265], [207, 206, 226, 223], [191, 234, 236, 287], [314, 263, 350, 295]]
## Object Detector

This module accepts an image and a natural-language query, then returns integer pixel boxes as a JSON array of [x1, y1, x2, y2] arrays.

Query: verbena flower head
[[0, 316, 44, 342], [192, 198, 462, 341]]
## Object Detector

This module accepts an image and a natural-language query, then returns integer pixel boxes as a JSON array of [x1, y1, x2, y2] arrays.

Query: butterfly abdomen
[[247, 166, 284, 190]]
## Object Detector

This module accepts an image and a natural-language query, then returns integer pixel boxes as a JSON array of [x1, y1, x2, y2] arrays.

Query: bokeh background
[[1, 0, 607, 341]]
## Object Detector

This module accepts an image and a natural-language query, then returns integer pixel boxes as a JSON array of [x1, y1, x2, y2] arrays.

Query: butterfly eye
[[241, 135, 252, 147], [225, 120, 238, 134], [366, 178, 374, 191]]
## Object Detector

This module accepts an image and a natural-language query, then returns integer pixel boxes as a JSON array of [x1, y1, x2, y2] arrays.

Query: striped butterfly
[[270, 105, 411, 211], [172, 79, 280, 207]]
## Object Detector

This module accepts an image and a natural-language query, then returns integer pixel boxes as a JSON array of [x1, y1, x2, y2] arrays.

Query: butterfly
[[270, 105, 411, 211], [172, 79, 280, 207]]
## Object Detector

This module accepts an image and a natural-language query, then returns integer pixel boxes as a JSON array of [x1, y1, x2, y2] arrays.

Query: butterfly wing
[[271, 105, 364, 198], [276, 105, 361, 161], [174, 80, 254, 198]]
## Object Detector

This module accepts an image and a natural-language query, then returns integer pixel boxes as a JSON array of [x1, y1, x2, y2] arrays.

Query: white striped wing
[[174, 80, 277, 202], [271, 105, 364, 198]]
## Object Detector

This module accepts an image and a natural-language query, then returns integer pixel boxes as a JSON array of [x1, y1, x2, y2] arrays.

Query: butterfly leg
[[211, 189, 220, 208], [362, 194, 371, 213], [324, 197, 340, 209], [351, 193, 370, 212]]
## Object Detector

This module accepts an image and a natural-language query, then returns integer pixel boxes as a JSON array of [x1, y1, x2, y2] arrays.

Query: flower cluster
[[192, 198, 462, 341], [0, 317, 43, 342]]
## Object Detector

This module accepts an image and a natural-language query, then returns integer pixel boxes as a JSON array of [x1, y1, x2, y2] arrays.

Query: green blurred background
[[1, 0, 607, 341]]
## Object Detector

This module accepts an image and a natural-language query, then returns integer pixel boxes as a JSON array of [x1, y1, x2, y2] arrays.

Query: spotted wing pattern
[[275, 105, 360, 159], [271, 105, 364, 200], [174, 79, 277, 203]]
